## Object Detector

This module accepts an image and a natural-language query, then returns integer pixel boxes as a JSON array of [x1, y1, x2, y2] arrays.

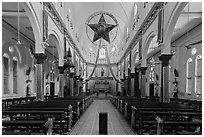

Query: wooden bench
[[2, 120, 45, 134], [2, 110, 65, 134], [170, 98, 202, 112], [8, 98, 91, 131], [2, 96, 36, 110], [134, 110, 202, 135]]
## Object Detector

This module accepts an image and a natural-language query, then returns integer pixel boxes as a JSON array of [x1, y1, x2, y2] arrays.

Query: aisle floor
[[69, 98, 136, 135]]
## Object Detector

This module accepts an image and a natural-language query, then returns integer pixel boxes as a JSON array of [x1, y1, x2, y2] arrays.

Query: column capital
[[58, 66, 64, 74], [34, 53, 47, 64], [140, 67, 147, 75], [158, 54, 173, 67]]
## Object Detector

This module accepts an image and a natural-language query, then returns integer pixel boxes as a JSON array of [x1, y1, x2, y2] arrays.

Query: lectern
[[99, 112, 108, 134]]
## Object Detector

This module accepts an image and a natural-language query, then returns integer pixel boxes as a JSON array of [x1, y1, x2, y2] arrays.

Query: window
[[149, 58, 155, 82], [99, 48, 105, 59], [3, 54, 9, 94], [132, 3, 138, 30], [13, 58, 18, 94], [195, 55, 202, 95], [186, 58, 193, 94], [50, 66, 54, 82], [147, 36, 158, 54], [149, 66, 155, 82]]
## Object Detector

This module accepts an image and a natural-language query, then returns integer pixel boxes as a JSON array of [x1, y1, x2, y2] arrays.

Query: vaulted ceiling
[[65, 2, 135, 63], [2, 2, 202, 64]]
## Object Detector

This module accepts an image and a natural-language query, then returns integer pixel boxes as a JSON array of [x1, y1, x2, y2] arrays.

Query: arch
[[163, 2, 188, 54], [186, 58, 193, 94], [131, 49, 139, 69], [13, 44, 22, 64], [195, 54, 202, 95], [2, 42, 22, 64], [141, 31, 158, 66], [48, 30, 64, 66], [21, 2, 43, 53]]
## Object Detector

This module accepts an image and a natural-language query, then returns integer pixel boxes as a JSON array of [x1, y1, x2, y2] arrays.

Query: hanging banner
[[43, 2, 48, 42], [139, 36, 142, 60], [157, 8, 164, 43]]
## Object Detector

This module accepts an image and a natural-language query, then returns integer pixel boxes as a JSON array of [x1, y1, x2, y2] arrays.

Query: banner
[[157, 8, 164, 43], [139, 36, 142, 60], [43, 3, 48, 42]]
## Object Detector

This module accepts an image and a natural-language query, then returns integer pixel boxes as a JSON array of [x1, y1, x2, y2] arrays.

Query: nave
[[69, 95, 136, 135], [2, 93, 202, 135], [2, 2, 202, 135]]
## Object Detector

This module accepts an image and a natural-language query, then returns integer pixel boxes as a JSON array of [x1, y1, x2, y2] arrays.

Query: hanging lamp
[[16, 2, 22, 45]]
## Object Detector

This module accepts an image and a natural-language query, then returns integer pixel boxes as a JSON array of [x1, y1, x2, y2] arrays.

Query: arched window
[[195, 55, 202, 95], [132, 3, 138, 30], [3, 53, 9, 94], [149, 58, 155, 82], [149, 66, 155, 82], [186, 58, 193, 94], [13, 57, 18, 94], [147, 36, 158, 54], [134, 3, 138, 16], [99, 48, 105, 59]]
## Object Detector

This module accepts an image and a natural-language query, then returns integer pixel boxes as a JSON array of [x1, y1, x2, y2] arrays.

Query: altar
[[94, 80, 110, 92]]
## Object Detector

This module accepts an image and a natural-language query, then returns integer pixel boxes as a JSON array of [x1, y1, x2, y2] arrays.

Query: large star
[[88, 14, 117, 43]]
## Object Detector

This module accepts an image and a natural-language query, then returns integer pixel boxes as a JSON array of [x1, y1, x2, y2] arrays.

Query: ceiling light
[[17, 2, 22, 45]]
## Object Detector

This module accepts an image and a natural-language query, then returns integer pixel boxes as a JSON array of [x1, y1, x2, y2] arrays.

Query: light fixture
[[16, 2, 22, 45], [9, 46, 14, 53]]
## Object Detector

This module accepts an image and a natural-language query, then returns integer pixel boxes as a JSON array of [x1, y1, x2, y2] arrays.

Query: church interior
[[1, 2, 202, 135]]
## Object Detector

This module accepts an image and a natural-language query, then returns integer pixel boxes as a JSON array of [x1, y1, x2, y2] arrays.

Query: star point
[[87, 13, 117, 43]]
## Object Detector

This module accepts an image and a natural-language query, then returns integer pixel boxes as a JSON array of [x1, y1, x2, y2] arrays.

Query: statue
[[173, 69, 179, 98], [26, 79, 31, 97], [101, 68, 104, 77], [44, 117, 54, 135]]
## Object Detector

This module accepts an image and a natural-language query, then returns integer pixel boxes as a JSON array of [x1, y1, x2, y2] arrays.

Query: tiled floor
[[69, 96, 136, 135]]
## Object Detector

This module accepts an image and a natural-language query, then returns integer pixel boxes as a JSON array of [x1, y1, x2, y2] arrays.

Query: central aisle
[[69, 99, 136, 135]]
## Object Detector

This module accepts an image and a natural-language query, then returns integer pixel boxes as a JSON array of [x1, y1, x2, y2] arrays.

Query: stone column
[[130, 70, 135, 96], [158, 54, 172, 102], [34, 53, 47, 101], [116, 81, 118, 95], [76, 80, 80, 96], [70, 76, 74, 96], [85, 81, 88, 95], [58, 66, 64, 97], [140, 67, 147, 98], [134, 68, 140, 97]]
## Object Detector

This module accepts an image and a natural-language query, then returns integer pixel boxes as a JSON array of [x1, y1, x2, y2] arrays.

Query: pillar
[[76, 80, 80, 96], [85, 81, 88, 95], [34, 53, 47, 101], [70, 76, 74, 96], [158, 54, 172, 102], [134, 68, 140, 97], [140, 67, 147, 98], [58, 66, 64, 97], [130, 72, 135, 96]]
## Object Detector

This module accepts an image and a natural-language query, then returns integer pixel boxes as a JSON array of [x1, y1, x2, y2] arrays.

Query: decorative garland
[[104, 46, 123, 84], [82, 40, 102, 84]]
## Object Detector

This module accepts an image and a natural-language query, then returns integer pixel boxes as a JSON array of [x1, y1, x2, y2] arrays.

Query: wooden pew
[[2, 96, 36, 110], [2, 110, 65, 134], [133, 108, 202, 135], [8, 97, 92, 132], [170, 98, 202, 112], [2, 120, 45, 134]]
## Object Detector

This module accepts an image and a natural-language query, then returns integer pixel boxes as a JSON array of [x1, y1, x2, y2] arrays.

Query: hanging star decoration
[[88, 13, 117, 43]]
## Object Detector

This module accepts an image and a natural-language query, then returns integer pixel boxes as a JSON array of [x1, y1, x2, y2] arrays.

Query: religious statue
[[101, 68, 104, 77], [44, 117, 54, 135], [173, 69, 179, 98], [26, 79, 31, 97]]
